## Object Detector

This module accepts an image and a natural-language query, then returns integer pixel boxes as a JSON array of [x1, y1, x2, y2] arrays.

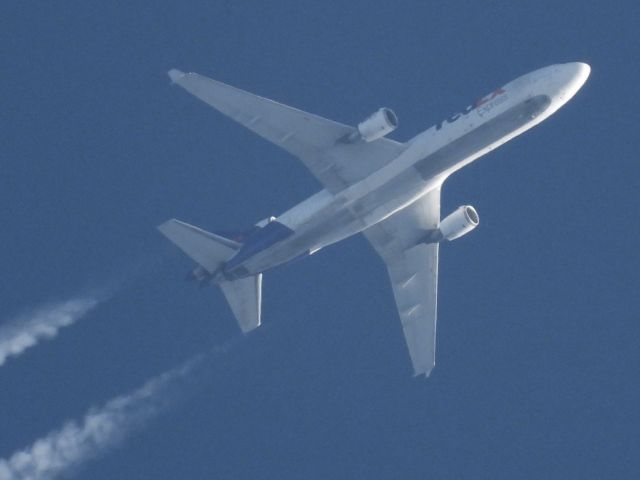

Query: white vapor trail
[[0, 354, 203, 480], [0, 297, 102, 368]]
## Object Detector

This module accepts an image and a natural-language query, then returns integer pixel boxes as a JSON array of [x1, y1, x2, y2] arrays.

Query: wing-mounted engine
[[423, 205, 479, 243], [343, 108, 398, 143]]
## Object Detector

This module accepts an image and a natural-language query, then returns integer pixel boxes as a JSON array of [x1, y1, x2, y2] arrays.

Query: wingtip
[[157, 218, 176, 233], [168, 69, 186, 84], [413, 364, 435, 378]]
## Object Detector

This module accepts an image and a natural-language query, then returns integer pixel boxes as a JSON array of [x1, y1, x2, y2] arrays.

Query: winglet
[[168, 69, 186, 84]]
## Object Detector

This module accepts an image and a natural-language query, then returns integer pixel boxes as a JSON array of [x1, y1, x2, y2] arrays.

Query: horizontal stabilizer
[[158, 219, 240, 273], [219, 274, 262, 333]]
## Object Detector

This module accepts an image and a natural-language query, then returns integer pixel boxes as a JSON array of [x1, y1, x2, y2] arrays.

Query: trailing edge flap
[[219, 274, 262, 333], [363, 187, 441, 377], [158, 219, 240, 273]]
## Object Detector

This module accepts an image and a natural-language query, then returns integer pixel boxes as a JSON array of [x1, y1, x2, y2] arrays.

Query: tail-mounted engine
[[344, 108, 398, 143], [423, 205, 479, 243]]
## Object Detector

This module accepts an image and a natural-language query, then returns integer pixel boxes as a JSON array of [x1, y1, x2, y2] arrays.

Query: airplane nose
[[568, 62, 591, 83], [562, 62, 591, 89], [552, 62, 590, 101]]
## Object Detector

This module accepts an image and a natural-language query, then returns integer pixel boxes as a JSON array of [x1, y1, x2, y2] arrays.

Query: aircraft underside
[[159, 62, 590, 376]]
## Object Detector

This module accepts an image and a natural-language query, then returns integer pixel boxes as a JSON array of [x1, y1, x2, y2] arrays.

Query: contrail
[[0, 296, 103, 368], [0, 353, 205, 480]]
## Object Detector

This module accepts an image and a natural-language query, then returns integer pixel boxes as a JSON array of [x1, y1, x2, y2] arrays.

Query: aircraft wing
[[168, 69, 406, 193], [363, 187, 441, 377]]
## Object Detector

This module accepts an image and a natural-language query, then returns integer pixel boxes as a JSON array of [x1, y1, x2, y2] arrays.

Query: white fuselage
[[225, 63, 590, 278]]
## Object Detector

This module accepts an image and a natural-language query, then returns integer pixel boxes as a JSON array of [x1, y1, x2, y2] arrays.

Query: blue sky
[[1, 1, 638, 478]]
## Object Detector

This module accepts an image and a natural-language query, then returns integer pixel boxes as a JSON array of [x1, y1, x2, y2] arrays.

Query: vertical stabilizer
[[219, 274, 262, 333]]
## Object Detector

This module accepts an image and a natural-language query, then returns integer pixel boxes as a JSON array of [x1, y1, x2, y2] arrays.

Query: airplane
[[159, 62, 590, 377]]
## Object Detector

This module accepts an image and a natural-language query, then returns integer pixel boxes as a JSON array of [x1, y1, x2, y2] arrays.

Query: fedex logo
[[436, 88, 506, 130]]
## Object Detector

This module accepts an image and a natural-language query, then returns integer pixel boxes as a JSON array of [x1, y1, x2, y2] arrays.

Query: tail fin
[[158, 218, 262, 333], [158, 219, 240, 273]]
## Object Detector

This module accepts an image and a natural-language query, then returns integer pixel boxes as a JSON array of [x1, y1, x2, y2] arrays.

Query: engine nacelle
[[353, 108, 398, 142], [438, 205, 479, 241]]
